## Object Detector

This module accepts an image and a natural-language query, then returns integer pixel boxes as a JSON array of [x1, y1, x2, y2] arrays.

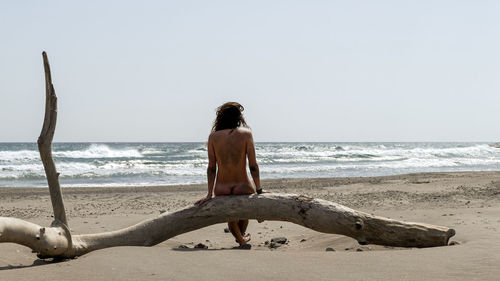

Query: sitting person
[[195, 102, 265, 248]]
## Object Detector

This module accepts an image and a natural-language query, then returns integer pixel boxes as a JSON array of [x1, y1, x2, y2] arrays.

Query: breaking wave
[[1, 142, 499, 187]]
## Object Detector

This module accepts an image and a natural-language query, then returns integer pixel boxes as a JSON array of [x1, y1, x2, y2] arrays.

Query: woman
[[195, 102, 264, 248]]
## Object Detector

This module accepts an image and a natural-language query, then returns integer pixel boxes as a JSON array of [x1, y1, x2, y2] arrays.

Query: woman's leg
[[228, 221, 247, 245], [215, 186, 247, 245], [239, 219, 249, 236], [230, 184, 255, 245]]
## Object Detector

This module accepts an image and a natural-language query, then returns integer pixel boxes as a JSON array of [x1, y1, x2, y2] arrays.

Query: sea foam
[[1, 142, 499, 187]]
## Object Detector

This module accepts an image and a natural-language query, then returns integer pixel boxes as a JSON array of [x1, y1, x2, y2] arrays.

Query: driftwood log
[[0, 52, 455, 259], [1, 194, 455, 258]]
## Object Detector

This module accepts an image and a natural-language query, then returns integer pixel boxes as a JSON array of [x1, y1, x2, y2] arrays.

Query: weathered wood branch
[[0, 52, 455, 260], [0, 218, 70, 258], [0, 194, 455, 258], [37, 51, 68, 226]]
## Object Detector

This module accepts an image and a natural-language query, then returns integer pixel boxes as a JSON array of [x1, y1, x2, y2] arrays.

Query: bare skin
[[195, 128, 263, 247]]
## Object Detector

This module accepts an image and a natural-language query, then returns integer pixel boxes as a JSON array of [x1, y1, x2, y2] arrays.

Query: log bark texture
[[0, 194, 455, 258]]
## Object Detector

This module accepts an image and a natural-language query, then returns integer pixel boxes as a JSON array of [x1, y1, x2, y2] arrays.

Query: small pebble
[[224, 228, 230, 233], [269, 242, 281, 249], [300, 239, 307, 242], [194, 243, 208, 249], [271, 237, 287, 244], [325, 247, 335, 252], [178, 245, 189, 249]]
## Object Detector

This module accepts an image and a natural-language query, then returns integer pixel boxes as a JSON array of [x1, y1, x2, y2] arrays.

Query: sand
[[1, 171, 500, 280]]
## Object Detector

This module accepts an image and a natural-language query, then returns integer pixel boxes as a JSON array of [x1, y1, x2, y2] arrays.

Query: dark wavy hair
[[212, 102, 249, 132]]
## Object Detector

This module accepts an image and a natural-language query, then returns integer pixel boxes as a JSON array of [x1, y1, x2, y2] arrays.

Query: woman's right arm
[[196, 135, 216, 204], [206, 135, 217, 197]]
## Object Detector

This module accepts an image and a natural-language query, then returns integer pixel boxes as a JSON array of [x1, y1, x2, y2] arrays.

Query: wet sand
[[1, 171, 500, 280]]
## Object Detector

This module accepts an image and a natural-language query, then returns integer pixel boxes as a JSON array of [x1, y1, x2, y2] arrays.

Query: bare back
[[208, 128, 257, 195]]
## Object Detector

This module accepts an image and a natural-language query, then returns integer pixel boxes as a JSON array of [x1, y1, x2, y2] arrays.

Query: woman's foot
[[235, 233, 251, 244], [243, 233, 251, 243]]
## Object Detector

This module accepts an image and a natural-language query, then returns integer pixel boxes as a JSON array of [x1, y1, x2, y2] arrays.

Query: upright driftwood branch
[[0, 52, 456, 260], [37, 51, 68, 226]]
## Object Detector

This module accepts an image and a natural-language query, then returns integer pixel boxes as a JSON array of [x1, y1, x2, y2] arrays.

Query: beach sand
[[1, 171, 499, 280]]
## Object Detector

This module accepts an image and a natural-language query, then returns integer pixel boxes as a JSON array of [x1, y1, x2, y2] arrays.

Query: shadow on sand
[[0, 257, 68, 271]]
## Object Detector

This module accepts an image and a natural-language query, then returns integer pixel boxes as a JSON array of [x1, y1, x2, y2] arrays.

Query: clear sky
[[1, 1, 499, 142]]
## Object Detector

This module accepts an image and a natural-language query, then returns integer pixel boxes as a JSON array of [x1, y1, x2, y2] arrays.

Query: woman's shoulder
[[208, 128, 252, 144], [235, 127, 252, 134], [210, 127, 252, 136]]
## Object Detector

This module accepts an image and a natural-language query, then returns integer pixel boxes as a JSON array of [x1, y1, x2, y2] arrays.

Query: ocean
[[0, 142, 499, 187]]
